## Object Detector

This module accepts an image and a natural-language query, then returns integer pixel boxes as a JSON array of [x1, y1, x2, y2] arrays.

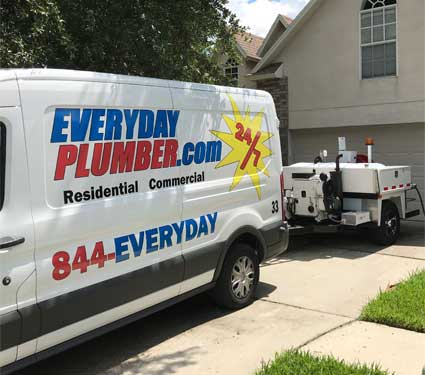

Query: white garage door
[[290, 123, 425, 217]]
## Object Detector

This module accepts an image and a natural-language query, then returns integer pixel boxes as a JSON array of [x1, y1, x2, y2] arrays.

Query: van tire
[[372, 201, 400, 246], [211, 243, 259, 310]]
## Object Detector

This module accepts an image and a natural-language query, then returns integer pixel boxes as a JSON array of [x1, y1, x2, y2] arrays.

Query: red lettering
[[151, 140, 165, 169], [72, 246, 89, 273], [52, 251, 71, 281], [54, 145, 78, 180], [110, 141, 135, 174], [75, 144, 90, 178], [134, 141, 152, 171], [163, 139, 178, 168], [90, 242, 107, 268], [92, 142, 112, 176]]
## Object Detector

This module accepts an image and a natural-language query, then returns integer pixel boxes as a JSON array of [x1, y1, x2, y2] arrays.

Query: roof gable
[[257, 14, 293, 58], [253, 0, 324, 73]]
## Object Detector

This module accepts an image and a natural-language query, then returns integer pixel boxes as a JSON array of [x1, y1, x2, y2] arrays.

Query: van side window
[[0, 122, 6, 210]]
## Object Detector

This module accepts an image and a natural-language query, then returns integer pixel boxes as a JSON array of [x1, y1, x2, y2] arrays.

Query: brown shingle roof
[[235, 32, 264, 60]]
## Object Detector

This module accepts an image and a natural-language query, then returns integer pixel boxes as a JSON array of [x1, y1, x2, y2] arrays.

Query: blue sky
[[227, 0, 310, 37]]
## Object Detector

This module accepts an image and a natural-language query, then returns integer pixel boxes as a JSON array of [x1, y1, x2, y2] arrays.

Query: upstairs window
[[224, 58, 239, 84], [361, 0, 397, 79]]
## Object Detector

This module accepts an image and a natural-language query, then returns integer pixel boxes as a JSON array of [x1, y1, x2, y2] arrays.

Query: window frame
[[224, 58, 239, 85], [359, 2, 398, 80]]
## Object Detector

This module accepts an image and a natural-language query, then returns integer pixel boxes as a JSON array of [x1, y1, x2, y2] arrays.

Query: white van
[[0, 69, 288, 373]]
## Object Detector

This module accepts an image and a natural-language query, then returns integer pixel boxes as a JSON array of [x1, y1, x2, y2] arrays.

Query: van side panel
[[18, 78, 185, 352], [170, 86, 283, 287], [0, 103, 36, 367]]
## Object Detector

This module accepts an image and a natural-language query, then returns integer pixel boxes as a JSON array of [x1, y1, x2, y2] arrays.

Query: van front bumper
[[261, 221, 289, 261]]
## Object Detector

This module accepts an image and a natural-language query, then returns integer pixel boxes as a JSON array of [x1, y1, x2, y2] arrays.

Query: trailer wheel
[[373, 201, 400, 246], [211, 243, 259, 310]]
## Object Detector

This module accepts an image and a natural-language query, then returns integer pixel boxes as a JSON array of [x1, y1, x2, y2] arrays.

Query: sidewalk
[[305, 321, 425, 375]]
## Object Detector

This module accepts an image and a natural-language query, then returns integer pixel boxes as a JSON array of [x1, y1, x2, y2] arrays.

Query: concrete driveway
[[19, 221, 425, 375]]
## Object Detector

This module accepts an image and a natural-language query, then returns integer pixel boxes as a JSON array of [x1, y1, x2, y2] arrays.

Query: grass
[[255, 350, 391, 375], [360, 270, 425, 333]]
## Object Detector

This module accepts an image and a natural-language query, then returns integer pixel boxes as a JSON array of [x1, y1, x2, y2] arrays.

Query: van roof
[[2, 68, 269, 98]]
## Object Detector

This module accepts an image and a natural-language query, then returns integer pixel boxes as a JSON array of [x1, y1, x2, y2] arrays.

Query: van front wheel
[[212, 243, 259, 310]]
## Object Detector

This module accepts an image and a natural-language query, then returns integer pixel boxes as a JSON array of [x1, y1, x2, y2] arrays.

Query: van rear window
[[0, 122, 6, 210]]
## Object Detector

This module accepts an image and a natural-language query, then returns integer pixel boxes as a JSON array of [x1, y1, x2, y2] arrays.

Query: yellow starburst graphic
[[211, 95, 273, 199]]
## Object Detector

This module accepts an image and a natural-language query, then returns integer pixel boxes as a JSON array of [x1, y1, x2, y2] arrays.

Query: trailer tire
[[373, 201, 400, 246]]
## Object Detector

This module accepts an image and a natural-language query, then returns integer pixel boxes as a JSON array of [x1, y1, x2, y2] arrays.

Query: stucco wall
[[276, 0, 425, 130], [238, 60, 258, 89]]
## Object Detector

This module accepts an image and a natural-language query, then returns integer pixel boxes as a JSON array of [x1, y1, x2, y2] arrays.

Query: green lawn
[[255, 350, 391, 375], [360, 270, 425, 333]]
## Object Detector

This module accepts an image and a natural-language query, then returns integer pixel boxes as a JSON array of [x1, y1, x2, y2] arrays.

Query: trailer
[[283, 137, 425, 245]]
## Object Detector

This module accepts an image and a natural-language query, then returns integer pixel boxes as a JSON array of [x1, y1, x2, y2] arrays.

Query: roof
[[248, 63, 284, 81], [253, 0, 323, 73], [235, 32, 264, 61], [257, 14, 293, 58], [253, 63, 283, 75], [280, 14, 294, 25]]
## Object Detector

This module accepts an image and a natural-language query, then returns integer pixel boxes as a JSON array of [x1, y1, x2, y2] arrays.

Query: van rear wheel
[[211, 243, 259, 310]]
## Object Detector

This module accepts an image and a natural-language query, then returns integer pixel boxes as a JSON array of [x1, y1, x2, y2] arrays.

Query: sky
[[227, 0, 310, 37]]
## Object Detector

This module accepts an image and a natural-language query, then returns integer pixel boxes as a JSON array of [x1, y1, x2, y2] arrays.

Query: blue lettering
[[207, 212, 218, 233], [206, 141, 222, 162], [182, 143, 194, 165], [138, 110, 154, 138], [158, 225, 173, 249], [129, 232, 144, 257], [146, 228, 159, 253], [194, 142, 206, 164], [70, 109, 92, 142], [124, 109, 139, 139], [89, 109, 105, 141], [105, 109, 123, 140], [197, 216, 209, 238], [185, 219, 198, 242], [51, 108, 70, 143], [115, 235, 130, 263], [167, 110, 179, 137], [172, 222, 184, 244], [153, 110, 168, 138]]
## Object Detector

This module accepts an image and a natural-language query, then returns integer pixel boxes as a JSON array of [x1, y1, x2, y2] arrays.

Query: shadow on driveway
[[18, 283, 276, 375], [262, 220, 425, 266]]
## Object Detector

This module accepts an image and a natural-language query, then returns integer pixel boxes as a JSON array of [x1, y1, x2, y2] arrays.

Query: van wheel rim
[[231, 256, 254, 299]]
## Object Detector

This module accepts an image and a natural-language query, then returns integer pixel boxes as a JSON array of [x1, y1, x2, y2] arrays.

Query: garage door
[[290, 123, 425, 217]]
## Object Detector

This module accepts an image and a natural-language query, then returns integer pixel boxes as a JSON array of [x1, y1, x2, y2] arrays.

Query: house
[[223, 15, 293, 89], [223, 15, 292, 162], [250, 0, 424, 209], [223, 32, 264, 89]]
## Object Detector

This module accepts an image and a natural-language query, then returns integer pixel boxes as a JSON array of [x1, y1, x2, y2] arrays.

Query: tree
[[0, 0, 244, 84], [0, 0, 72, 68]]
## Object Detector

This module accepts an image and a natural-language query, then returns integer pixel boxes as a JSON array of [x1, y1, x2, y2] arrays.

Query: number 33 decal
[[272, 200, 279, 214]]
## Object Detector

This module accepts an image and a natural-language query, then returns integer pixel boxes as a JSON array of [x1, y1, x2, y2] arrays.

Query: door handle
[[0, 236, 25, 249]]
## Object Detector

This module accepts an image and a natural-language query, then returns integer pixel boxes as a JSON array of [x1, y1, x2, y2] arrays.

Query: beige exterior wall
[[238, 59, 258, 89], [275, 0, 425, 130]]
